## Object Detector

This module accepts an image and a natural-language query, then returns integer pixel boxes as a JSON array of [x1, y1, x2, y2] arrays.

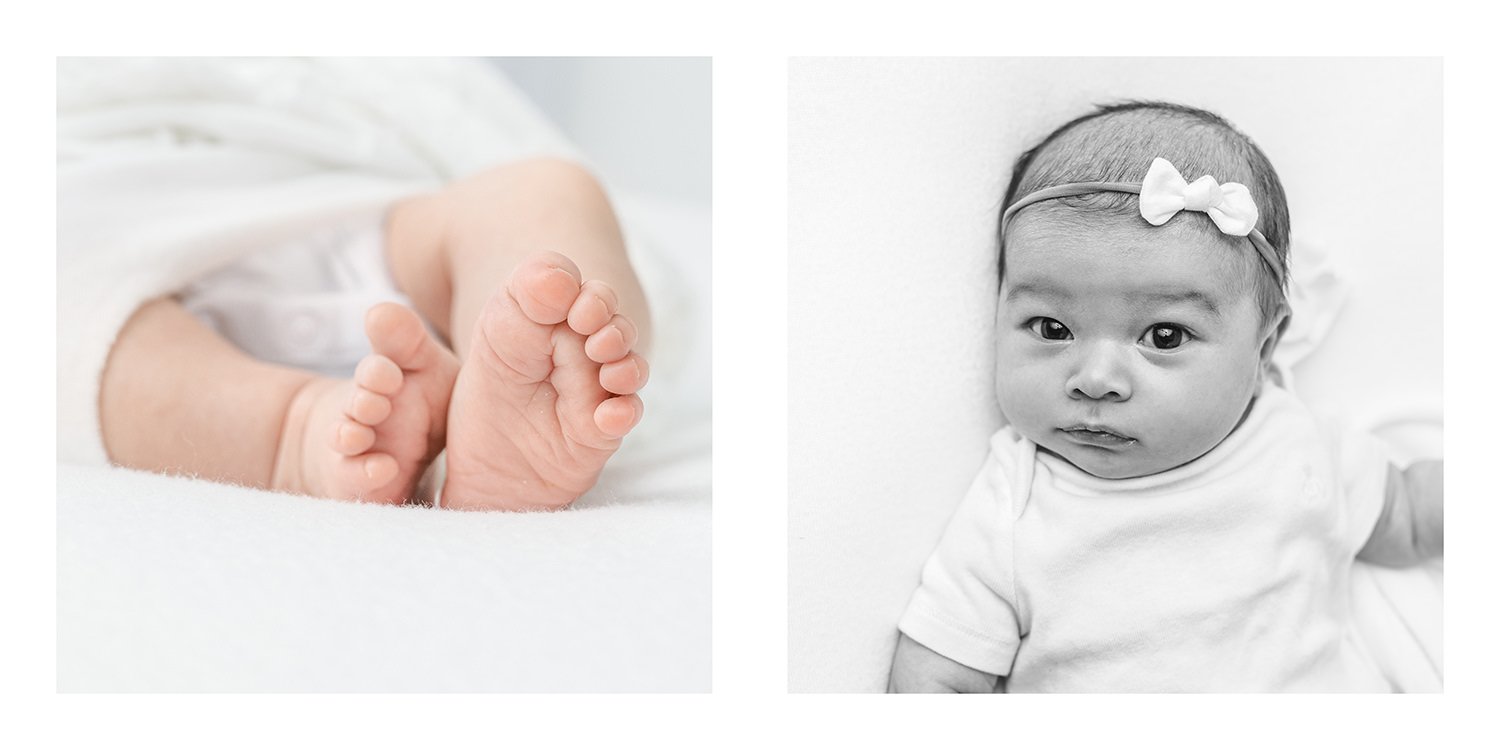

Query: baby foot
[[441, 251, 649, 511], [271, 303, 459, 503]]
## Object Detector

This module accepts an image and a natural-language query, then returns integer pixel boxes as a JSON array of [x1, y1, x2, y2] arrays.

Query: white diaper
[[179, 216, 418, 378]]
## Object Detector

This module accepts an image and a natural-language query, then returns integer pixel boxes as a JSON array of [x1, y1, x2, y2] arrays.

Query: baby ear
[[1255, 306, 1291, 389]]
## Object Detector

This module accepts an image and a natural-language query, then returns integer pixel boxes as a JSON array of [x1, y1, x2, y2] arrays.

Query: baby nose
[[1066, 343, 1132, 402]]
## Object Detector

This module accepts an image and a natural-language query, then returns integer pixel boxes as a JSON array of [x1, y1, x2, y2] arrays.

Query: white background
[[491, 57, 711, 209], [11, 1, 1498, 747]]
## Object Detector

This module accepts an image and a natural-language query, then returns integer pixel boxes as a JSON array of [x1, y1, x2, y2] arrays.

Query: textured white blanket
[[58, 460, 710, 692]]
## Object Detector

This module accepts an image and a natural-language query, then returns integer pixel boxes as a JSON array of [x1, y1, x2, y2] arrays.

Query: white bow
[[1138, 157, 1259, 237]]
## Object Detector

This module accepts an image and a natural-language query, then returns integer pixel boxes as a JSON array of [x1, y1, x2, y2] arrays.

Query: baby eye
[[1028, 317, 1072, 341], [1140, 324, 1189, 350]]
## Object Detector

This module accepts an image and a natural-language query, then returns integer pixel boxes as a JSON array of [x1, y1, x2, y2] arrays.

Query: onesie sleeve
[[896, 442, 1022, 677], [1335, 427, 1395, 557]]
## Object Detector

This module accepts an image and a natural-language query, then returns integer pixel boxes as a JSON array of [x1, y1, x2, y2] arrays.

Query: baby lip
[[1064, 423, 1131, 439], [1060, 424, 1136, 446]]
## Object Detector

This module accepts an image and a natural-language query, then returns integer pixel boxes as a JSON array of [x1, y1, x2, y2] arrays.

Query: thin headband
[[999, 157, 1286, 291]]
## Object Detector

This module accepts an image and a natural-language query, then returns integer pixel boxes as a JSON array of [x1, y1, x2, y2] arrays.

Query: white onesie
[[178, 215, 423, 378], [898, 385, 1393, 692]]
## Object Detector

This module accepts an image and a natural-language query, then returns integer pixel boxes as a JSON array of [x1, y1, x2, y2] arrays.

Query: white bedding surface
[[58, 463, 709, 692]]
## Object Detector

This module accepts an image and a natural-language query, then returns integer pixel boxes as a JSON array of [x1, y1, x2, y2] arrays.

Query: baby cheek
[[1174, 367, 1256, 444], [996, 365, 1051, 432]]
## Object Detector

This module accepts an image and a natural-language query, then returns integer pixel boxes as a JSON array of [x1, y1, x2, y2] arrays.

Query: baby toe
[[332, 420, 377, 456], [354, 354, 404, 396], [567, 280, 620, 336], [365, 302, 430, 366], [584, 315, 639, 364], [346, 387, 393, 426], [510, 252, 583, 325], [594, 394, 644, 438], [355, 453, 400, 493], [599, 353, 649, 395]]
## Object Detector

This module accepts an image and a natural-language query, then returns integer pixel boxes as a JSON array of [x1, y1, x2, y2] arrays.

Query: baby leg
[[386, 157, 653, 357], [99, 297, 457, 503], [100, 298, 307, 489], [384, 158, 653, 511]]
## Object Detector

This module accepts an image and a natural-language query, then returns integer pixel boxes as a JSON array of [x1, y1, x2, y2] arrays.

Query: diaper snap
[[180, 216, 419, 378]]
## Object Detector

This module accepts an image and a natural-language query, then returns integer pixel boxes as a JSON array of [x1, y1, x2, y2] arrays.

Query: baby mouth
[[1060, 425, 1136, 448]]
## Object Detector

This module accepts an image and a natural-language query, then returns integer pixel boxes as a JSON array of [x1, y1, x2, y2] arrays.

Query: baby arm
[[888, 633, 1001, 693], [1357, 460, 1443, 566]]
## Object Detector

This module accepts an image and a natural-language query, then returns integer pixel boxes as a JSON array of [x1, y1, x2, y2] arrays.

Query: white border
[[10, 0, 1495, 745]]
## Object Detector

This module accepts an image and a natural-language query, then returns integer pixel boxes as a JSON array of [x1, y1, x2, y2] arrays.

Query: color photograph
[[57, 57, 711, 692]]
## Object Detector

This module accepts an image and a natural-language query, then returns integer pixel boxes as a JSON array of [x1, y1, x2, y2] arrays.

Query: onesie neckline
[[1029, 385, 1287, 497]]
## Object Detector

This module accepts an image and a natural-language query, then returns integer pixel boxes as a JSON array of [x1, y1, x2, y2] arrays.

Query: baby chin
[[1037, 428, 1171, 480]]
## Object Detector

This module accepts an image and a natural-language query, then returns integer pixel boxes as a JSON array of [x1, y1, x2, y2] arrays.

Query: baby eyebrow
[[1140, 290, 1223, 317], [1004, 281, 1070, 301], [1006, 282, 1222, 317]]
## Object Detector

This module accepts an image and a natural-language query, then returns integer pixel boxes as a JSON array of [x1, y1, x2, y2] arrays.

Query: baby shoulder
[[985, 425, 1030, 473], [972, 425, 1032, 514], [1263, 388, 1387, 480], [1247, 389, 1388, 545]]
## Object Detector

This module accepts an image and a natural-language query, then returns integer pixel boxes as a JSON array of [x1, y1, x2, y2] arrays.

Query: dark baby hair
[[999, 101, 1291, 326]]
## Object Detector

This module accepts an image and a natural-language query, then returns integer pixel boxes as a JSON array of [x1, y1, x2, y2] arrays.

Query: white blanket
[[56, 58, 711, 691], [58, 460, 710, 692]]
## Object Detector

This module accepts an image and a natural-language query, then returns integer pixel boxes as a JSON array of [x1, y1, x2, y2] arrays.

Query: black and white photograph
[[789, 57, 1443, 693]]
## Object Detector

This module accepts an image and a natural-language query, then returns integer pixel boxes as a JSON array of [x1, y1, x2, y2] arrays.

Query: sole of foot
[[273, 302, 460, 504], [441, 250, 649, 511]]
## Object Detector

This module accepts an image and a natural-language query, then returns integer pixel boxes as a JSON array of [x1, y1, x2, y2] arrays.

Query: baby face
[[996, 211, 1271, 479]]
